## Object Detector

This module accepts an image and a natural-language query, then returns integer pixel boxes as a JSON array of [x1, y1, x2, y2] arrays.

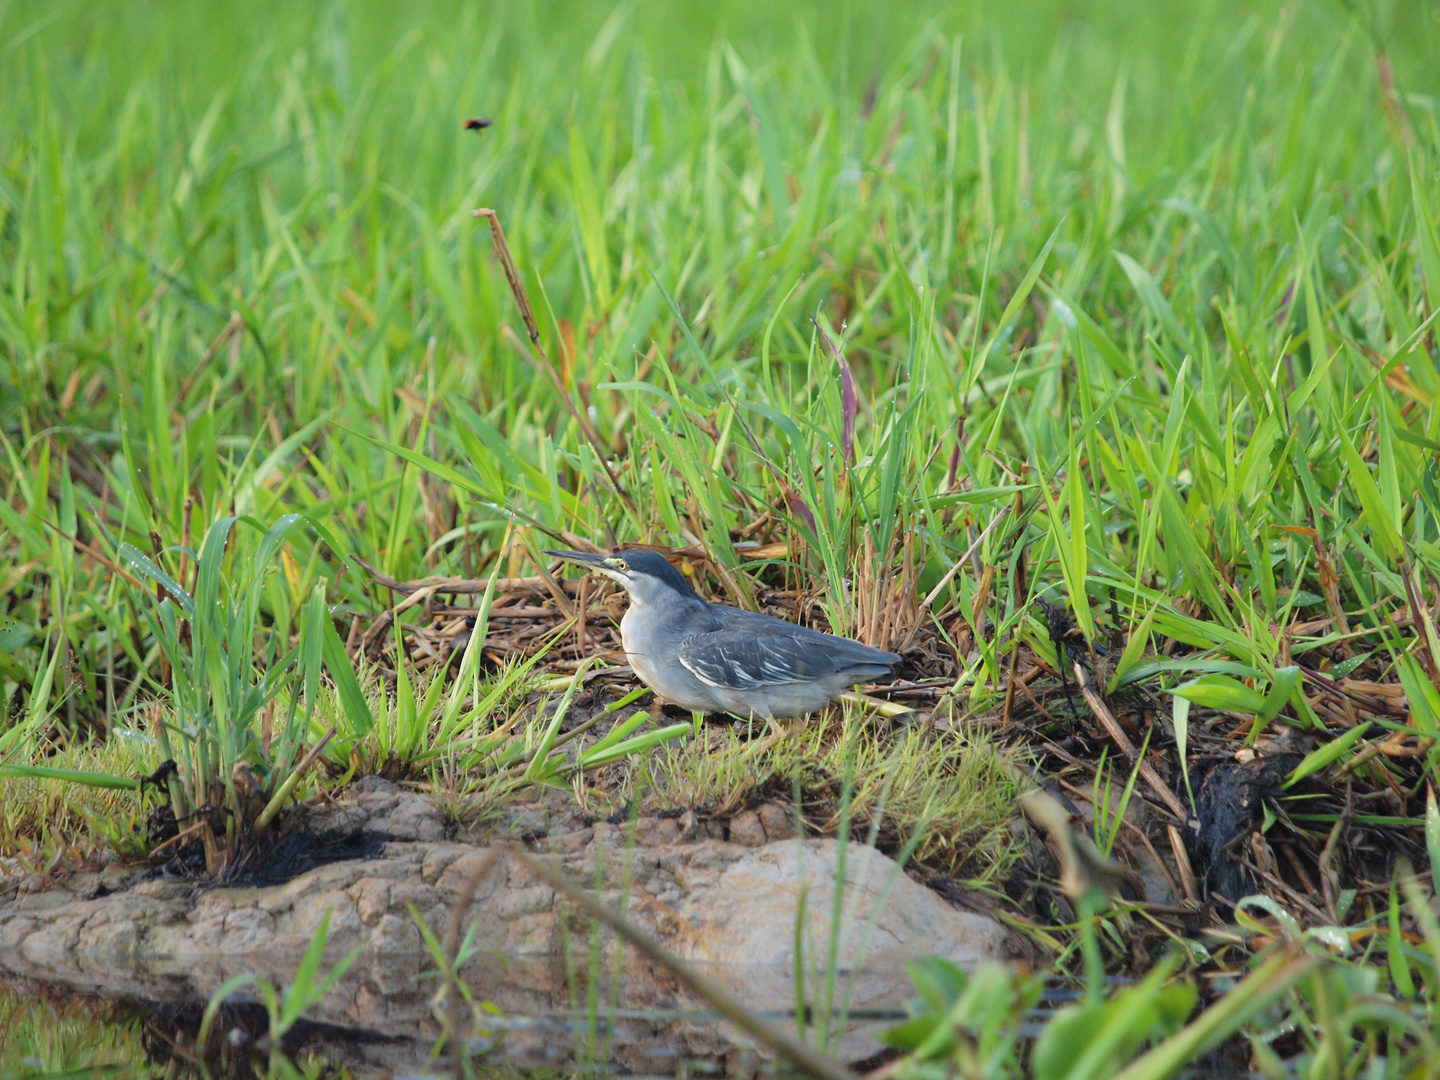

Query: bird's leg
[[746, 705, 786, 755]]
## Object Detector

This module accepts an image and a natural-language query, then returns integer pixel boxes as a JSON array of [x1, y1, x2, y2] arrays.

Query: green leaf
[[1250, 665, 1300, 740], [966, 225, 1059, 394], [1284, 722, 1372, 788], [119, 544, 194, 614], [0, 765, 142, 789], [1335, 423, 1402, 561], [1387, 875, 1416, 1000], [322, 603, 373, 737], [300, 584, 327, 726], [347, 425, 487, 498], [1118, 658, 1263, 686], [1108, 602, 1159, 694], [580, 709, 650, 757], [1040, 445, 1093, 641], [1172, 674, 1265, 714], [1396, 654, 1440, 735], [1032, 1002, 1108, 1080], [282, 907, 332, 1029], [578, 722, 690, 769], [1428, 786, 1440, 901], [1114, 250, 1196, 359], [524, 665, 589, 782], [880, 1014, 940, 1051], [1111, 949, 1319, 1080], [197, 974, 259, 1045], [0, 619, 33, 653], [904, 956, 968, 1014], [1174, 695, 1196, 814], [1410, 154, 1440, 320], [570, 125, 611, 306]]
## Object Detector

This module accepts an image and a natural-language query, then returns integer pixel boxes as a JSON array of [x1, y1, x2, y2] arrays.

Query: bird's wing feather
[[677, 627, 896, 690]]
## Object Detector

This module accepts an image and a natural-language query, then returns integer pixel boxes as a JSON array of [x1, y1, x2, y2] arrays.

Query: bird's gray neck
[[620, 579, 707, 613]]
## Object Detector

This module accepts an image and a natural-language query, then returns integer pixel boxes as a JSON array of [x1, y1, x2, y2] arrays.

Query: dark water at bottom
[[1, 978, 889, 1080], [0, 978, 1256, 1080]]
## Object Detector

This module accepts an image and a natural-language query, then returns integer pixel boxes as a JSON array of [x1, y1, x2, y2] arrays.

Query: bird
[[544, 549, 901, 737]]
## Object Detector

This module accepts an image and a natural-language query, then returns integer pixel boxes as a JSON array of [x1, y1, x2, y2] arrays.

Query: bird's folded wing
[[676, 628, 879, 689]]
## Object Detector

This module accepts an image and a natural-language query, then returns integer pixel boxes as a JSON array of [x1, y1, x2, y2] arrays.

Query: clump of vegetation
[[879, 855, 1440, 1080], [627, 705, 1021, 881]]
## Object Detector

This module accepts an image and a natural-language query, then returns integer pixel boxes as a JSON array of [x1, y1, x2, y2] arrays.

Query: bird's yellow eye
[[614, 559, 628, 571]]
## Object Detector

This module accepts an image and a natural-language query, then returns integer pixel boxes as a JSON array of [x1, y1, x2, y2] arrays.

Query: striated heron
[[544, 549, 901, 734]]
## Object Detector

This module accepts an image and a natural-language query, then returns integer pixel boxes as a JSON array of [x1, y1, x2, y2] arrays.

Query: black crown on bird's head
[[606, 550, 702, 600], [544, 547, 705, 603]]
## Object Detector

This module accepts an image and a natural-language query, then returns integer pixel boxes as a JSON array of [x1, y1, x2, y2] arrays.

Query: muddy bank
[[0, 780, 1012, 1073]]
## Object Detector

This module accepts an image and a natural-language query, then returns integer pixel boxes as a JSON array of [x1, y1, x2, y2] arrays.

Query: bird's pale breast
[[620, 602, 713, 708]]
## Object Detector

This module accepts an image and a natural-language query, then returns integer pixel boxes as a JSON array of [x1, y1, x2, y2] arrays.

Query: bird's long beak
[[544, 549, 628, 581], [544, 548, 610, 568]]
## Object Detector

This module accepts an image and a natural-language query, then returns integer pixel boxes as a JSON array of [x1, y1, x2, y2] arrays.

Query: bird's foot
[[745, 716, 788, 756]]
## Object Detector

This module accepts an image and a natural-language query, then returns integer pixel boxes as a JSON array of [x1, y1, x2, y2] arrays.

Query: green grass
[[4, 0, 1440, 1072], [0, 983, 156, 1079], [5, 0, 1438, 735], [629, 704, 1020, 881]]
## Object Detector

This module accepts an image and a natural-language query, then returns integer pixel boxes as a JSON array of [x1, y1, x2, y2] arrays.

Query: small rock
[[351, 776, 398, 794], [306, 803, 367, 838], [1131, 842, 1179, 906], [756, 803, 796, 841], [372, 912, 420, 954], [368, 793, 446, 843], [591, 822, 625, 847], [506, 809, 549, 840], [352, 787, 401, 817], [546, 828, 592, 854], [129, 879, 191, 900], [352, 878, 391, 923], [419, 845, 469, 885], [634, 817, 681, 845], [98, 862, 137, 893], [677, 810, 702, 842], [728, 810, 766, 847], [672, 838, 1010, 1060]]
